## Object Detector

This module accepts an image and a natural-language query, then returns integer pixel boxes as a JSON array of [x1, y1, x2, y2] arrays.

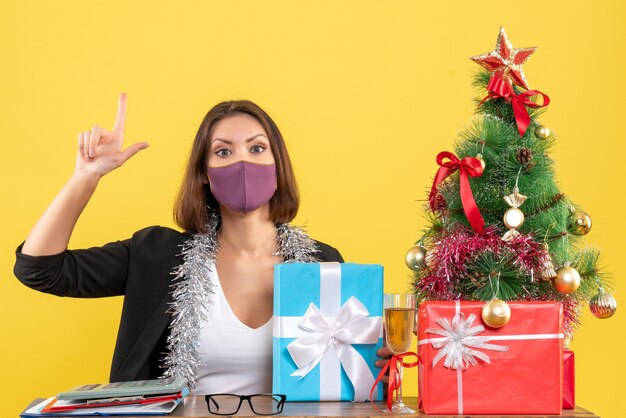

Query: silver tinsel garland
[[161, 211, 320, 388], [275, 223, 320, 263]]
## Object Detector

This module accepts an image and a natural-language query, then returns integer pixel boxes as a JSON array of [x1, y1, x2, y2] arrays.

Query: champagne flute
[[383, 293, 416, 413]]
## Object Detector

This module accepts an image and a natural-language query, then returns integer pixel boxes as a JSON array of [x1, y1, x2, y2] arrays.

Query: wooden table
[[23, 396, 599, 417]]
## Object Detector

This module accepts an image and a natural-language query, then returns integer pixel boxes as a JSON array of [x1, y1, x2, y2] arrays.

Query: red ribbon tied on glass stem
[[428, 151, 485, 233], [481, 75, 550, 137], [370, 352, 418, 412]]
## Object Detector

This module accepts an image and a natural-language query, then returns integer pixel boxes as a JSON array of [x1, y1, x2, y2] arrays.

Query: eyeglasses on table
[[204, 393, 287, 415]]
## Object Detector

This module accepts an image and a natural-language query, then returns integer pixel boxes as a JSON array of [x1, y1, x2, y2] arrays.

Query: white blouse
[[193, 263, 273, 395]]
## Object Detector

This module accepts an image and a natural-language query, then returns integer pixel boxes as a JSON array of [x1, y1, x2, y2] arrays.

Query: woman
[[13, 94, 346, 393]]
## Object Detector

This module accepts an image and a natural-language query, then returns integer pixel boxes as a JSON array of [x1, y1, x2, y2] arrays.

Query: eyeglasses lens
[[249, 395, 284, 415], [207, 394, 241, 415]]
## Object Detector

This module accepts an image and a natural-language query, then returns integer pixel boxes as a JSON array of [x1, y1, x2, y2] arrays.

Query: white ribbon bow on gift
[[426, 313, 509, 369], [287, 296, 381, 401]]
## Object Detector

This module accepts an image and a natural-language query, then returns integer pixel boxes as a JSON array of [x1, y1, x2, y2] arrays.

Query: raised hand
[[75, 92, 149, 177]]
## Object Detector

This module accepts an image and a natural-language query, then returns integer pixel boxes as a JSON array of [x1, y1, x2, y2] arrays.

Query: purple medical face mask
[[207, 160, 277, 214]]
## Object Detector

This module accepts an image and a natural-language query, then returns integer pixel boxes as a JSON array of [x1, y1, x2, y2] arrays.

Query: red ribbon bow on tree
[[370, 352, 418, 412], [480, 75, 550, 137], [428, 151, 485, 233]]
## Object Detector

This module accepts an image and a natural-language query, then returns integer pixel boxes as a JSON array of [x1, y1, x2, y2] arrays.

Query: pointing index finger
[[112, 92, 127, 135]]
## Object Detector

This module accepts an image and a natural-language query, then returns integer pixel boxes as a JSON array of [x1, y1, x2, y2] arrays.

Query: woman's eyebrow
[[212, 134, 268, 144]]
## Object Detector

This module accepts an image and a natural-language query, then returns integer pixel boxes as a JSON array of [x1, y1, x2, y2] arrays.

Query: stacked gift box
[[417, 301, 564, 415]]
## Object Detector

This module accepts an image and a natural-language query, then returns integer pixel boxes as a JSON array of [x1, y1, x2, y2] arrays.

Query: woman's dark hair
[[174, 100, 299, 234]]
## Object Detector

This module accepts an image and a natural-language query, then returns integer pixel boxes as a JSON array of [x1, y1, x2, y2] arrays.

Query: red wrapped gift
[[417, 301, 563, 415], [563, 349, 575, 409]]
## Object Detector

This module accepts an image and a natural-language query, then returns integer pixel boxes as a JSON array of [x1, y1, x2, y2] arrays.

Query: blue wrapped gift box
[[272, 262, 384, 402]]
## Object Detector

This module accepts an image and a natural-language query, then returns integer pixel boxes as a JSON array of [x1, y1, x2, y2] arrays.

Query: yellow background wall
[[2, 1, 624, 416]]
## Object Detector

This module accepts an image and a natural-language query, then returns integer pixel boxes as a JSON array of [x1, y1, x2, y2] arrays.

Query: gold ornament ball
[[569, 210, 592, 235], [503, 208, 525, 229], [535, 125, 551, 140], [589, 289, 617, 319], [552, 266, 581, 294], [481, 299, 511, 328], [476, 153, 486, 171], [405, 245, 427, 270]]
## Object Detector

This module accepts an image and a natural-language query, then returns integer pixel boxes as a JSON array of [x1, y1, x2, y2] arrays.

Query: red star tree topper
[[470, 27, 549, 136], [470, 26, 536, 92]]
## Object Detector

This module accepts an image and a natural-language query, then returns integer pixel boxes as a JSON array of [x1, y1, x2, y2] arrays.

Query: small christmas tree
[[407, 27, 617, 338]]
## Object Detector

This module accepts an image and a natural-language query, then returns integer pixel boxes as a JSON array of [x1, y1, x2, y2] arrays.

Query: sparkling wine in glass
[[383, 293, 416, 413]]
